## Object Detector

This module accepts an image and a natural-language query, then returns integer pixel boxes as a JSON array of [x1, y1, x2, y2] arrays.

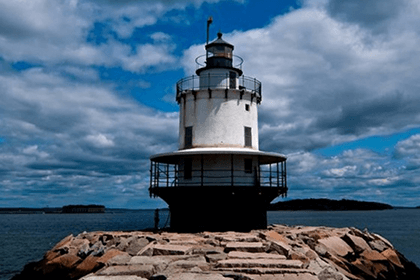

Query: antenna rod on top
[[206, 16, 213, 45]]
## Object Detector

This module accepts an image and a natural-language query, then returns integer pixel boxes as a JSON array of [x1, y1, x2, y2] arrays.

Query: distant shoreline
[[1, 200, 419, 214], [0, 204, 105, 214], [268, 198, 395, 211]]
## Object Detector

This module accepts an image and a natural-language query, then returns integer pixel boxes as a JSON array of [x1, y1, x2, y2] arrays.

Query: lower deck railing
[[149, 161, 287, 192]]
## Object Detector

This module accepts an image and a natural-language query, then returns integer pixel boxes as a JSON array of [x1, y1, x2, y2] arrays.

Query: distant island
[[0, 204, 105, 214], [62, 204, 105, 213], [269, 198, 393, 211]]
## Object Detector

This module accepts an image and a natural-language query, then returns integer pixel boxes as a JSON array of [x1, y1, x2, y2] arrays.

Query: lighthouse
[[149, 28, 287, 232]]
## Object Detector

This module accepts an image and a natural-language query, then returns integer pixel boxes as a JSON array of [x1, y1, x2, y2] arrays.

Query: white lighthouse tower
[[149, 28, 287, 232]]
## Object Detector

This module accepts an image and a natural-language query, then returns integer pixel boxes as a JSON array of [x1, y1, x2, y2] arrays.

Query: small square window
[[245, 104, 250, 111]]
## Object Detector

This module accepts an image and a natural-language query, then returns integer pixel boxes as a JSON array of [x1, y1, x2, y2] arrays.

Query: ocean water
[[0, 209, 419, 280]]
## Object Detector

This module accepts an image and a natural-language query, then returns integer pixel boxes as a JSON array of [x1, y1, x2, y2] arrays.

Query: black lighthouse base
[[150, 186, 287, 232]]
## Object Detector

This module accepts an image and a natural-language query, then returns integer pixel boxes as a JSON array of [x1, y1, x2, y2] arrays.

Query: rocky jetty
[[12, 225, 419, 280]]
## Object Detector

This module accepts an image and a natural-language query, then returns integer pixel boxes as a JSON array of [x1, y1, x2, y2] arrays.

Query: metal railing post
[[201, 155, 204, 187], [285, 161, 287, 188], [258, 156, 261, 186], [155, 162, 159, 188], [231, 154, 234, 187], [150, 161, 153, 188], [174, 165, 177, 187], [166, 163, 169, 187]]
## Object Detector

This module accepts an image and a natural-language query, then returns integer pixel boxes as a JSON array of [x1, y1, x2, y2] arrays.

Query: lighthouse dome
[[196, 32, 242, 76]]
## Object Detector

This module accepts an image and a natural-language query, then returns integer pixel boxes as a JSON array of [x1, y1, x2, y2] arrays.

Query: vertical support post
[[175, 164, 177, 187], [201, 154, 204, 187], [285, 161, 287, 188], [166, 163, 169, 187], [281, 162, 284, 187], [277, 162, 279, 188], [231, 154, 234, 187], [269, 164, 272, 187], [155, 162, 159, 188], [258, 156, 261, 186], [150, 161, 153, 189]]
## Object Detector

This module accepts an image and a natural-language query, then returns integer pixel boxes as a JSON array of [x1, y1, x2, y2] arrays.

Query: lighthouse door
[[229, 71, 236, 89]]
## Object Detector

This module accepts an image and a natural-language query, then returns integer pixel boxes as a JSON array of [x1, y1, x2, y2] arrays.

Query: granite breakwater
[[12, 224, 420, 280]]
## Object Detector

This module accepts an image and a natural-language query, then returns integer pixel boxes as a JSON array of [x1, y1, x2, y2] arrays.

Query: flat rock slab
[[263, 230, 290, 243], [382, 248, 403, 268], [269, 240, 291, 256], [245, 273, 318, 280], [108, 253, 132, 265], [210, 233, 260, 243], [217, 267, 315, 275], [97, 264, 155, 278], [153, 244, 192, 256], [82, 276, 147, 280], [167, 272, 231, 280], [217, 258, 303, 269], [168, 256, 208, 269], [343, 234, 371, 253], [227, 251, 286, 259], [318, 236, 353, 257], [224, 242, 265, 253], [361, 249, 388, 262], [205, 253, 228, 263], [130, 256, 169, 268]]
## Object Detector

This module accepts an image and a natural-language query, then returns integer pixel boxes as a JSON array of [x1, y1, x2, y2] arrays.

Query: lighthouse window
[[185, 126, 193, 148], [245, 104, 250, 111], [244, 126, 252, 147], [229, 71, 236, 89], [244, 159, 252, 173]]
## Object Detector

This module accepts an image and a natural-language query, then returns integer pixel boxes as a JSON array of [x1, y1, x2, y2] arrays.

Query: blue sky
[[1, 0, 420, 208]]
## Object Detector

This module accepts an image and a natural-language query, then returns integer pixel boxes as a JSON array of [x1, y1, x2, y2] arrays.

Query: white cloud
[[395, 134, 420, 157], [22, 145, 49, 158], [120, 43, 177, 73], [85, 134, 115, 148], [0, 0, 226, 72], [182, 1, 420, 154]]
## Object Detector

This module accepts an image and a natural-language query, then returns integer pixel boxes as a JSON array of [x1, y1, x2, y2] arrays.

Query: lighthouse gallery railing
[[176, 74, 262, 102]]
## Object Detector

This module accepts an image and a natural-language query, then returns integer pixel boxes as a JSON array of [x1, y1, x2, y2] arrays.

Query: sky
[[1, 0, 420, 209]]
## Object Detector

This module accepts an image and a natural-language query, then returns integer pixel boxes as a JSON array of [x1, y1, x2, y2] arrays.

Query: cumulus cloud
[[0, 0, 221, 71], [0, 66, 178, 207], [183, 0, 420, 155]]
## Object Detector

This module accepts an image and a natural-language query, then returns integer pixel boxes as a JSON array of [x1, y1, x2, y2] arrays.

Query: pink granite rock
[[343, 234, 371, 253], [318, 236, 353, 257], [224, 242, 266, 253], [381, 248, 403, 268]]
